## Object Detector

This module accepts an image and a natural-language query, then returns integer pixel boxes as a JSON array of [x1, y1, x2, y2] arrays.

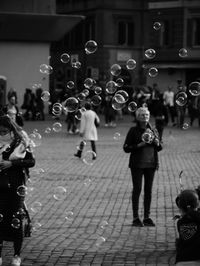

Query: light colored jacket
[[80, 110, 100, 141]]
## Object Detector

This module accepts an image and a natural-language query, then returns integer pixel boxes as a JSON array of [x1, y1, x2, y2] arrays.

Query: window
[[192, 18, 200, 46], [118, 21, 134, 45], [85, 17, 95, 41], [159, 20, 170, 47]]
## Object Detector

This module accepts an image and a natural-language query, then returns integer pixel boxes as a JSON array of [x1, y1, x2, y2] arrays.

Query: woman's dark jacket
[[0, 142, 35, 190], [123, 123, 162, 169]]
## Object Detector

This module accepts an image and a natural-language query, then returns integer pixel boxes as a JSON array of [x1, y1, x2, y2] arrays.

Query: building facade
[[0, 0, 83, 109], [53, 0, 200, 97]]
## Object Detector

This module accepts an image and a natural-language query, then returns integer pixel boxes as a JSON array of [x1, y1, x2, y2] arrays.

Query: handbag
[[94, 117, 100, 127], [16, 113, 24, 127]]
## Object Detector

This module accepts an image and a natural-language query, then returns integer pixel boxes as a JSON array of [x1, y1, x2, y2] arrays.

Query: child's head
[[178, 189, 199, 213]]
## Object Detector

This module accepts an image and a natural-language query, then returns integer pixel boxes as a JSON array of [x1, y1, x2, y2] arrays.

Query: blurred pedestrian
[[7, 88, 18, 104], [35, 88, 45, 121], [74, 102, 100, 159], [163, 86, 176, 126], [0, 114, 35, 266], [175, 80, 187, 128], [175, 189, 200, 265], [123, 107, 162, 227], [3, 95, 24, 127]]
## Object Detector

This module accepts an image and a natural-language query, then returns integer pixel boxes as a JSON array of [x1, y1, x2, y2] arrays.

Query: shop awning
[[0, 12, 85, 42]]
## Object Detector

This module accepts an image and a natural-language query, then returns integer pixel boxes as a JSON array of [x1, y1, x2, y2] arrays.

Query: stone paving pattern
[[2, 115, 200, 265]]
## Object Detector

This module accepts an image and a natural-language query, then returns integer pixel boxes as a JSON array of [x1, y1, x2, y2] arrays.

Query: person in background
[[35, 88, 45, 121], [154, 97, 166, 143], [3, 96, 23, 127], [163, 86, 176, 126], [21, 89, 36, 121], [175, 80, 187, 128], [123, 107, 162, 227], [175, 189, 200, 265], [148, 83, 161, 117], [7, 88, 18, 104], [74, 102, 100, 159], [0, 114, 35, 266]]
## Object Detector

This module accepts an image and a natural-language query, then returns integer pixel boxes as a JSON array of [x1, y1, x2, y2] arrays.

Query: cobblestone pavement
[[2, 116, 200, 265]]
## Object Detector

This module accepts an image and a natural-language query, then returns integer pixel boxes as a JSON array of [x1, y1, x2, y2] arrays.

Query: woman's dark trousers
[[130, 168, 155, 219]]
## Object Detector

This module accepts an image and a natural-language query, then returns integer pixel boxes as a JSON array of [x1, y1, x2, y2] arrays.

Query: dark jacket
[[0, 140, 35, 190], [123, 123, 162, 169], [176, 210, 200, 263]]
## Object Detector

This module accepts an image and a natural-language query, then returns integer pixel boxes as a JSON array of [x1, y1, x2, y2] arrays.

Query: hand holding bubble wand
[[173, 170, 184, 220], [141, 128, 155, 144]]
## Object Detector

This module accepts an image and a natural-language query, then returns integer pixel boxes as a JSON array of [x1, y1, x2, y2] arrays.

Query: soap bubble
[[145, 48, 156, 59], [100, 220, 109, 229], [153, 21, 162, 30], [182, 123, 189, 130], [39, 64, 53, 74], [114, 94, 125, 104], [67, 81, 75, 89], [95, 236, 106, 247], [60, 53, 70, 63], [84, 78, 94, 89], [32, 221, 42, 232], [115, 90, 129, 103], [126, 59, 136, 70], [82, 89, 90, 97], [29, 132, 42, 147], [77, 92, 86, 102], [91, 95, 102, 106], [94, 86, 102, 95], [53, 186, 67, 201], [148, 67, 158, 77], [41, 91, 50, 102], [83, 178, 92, 186], [128, 101, 137, 112], [111, 95, 125, 110], [52, 122, 62, 132], [113, 132, 121, 141], [30, 201, 42, 213], [52, 103, 62, 116], [11, 218, 21, 229], [65, 211, 74, 221], [75, 109, 83, 120], [175, 92, 187, 106], [72, 61, 81, 69], [179, 48, 188, 58], [105, 81, 117, 94], [188, 81, 200, 96], [82, 151, 96, 165], [116, 78, 124, 87], [110, 64, 121, 76], [16, 185, 27, 197], [85, 40, 98, 54], [142, 129, 154, 144], [63, 97, 79, 112]]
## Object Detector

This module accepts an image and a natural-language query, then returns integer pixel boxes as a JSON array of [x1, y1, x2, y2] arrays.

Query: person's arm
[[123, 128, 146, 153], [11, 151, 35, 168]]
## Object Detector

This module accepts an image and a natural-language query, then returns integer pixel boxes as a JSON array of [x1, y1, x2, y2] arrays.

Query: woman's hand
[[0, 160, 12, 170]]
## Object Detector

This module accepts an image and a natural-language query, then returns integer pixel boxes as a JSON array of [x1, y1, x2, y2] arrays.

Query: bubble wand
[[179, 170, 184, 192]]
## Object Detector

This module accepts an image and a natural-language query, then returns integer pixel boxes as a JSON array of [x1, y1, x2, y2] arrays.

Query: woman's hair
[[135, 107, 150, 119], [85, 102, 92, 110], [0, 114, 24, 144], [178, 189, 199, 213]]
